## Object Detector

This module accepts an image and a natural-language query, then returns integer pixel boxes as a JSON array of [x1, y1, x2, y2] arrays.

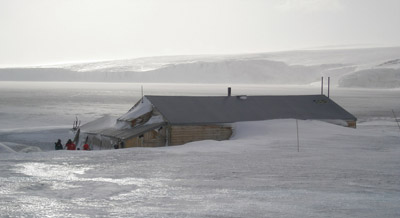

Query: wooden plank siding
[[169, 125, 232, 146], [346, 120, 357, 128], [124, 127, 166, 147], [123, 124, 232, 147]]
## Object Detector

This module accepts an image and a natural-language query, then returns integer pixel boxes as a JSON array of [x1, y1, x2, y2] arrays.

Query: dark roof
[[145, 95, 356, 125], [86, 123, 164, 140]]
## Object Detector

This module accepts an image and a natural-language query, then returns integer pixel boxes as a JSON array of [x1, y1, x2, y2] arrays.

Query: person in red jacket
[[83, 143, 90, 151], [65, 139, 76, 150]]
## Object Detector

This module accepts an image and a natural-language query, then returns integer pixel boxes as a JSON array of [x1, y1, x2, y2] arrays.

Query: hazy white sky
[[1, 0, 399, 67]]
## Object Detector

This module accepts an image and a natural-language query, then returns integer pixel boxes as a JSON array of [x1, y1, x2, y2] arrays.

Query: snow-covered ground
[[1, 119, 399, 217], [0, 81, 399, 217]]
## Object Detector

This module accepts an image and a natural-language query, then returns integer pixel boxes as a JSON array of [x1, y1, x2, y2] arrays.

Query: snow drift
[[0, 142, 42, 153], [1, 119, 399, 217], [339, 68, 400, 88]]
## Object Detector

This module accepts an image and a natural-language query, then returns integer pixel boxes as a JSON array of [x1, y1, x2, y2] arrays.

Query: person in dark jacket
[[55, 139, 63, 150], [119, 141, 125, 149]]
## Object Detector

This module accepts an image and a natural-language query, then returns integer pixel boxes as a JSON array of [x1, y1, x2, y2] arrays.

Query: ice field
[[1, 47, 400, 88], [0, 81, 400, 217]]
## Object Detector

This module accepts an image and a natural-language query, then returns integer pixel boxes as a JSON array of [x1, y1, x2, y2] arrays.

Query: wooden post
[[296, 119, 300, 152], [166, 124, 171, 146], [99, 136, 102, 150], [392, 110, 400, 133]]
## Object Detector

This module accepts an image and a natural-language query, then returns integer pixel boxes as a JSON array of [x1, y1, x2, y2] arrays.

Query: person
[[83, 143, 90, 151], [113, 143, 119, 149], [55, 139, 63, 150], [65, 139, 76, 150], [119, 141, 125, 149]]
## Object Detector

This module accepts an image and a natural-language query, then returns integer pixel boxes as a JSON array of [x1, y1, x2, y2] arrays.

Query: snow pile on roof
[[118, 97, 153, 121], [80, 115, 118, 132], [144, 115, 164, 125]]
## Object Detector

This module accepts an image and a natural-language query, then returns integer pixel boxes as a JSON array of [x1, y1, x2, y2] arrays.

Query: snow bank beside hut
[[1, 119, 399, 217]]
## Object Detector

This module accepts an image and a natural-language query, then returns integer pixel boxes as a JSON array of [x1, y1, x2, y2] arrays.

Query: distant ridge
[[1, 47, 399, 88]]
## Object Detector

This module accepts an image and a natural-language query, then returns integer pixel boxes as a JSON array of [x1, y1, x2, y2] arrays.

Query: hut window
[[139, 134, 144, 138]]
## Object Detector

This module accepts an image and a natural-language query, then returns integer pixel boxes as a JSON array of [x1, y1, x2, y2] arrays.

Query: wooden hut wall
[[169, 125, 232, 146], [346, 120, 357, 128], [124, 127, 166, 147]]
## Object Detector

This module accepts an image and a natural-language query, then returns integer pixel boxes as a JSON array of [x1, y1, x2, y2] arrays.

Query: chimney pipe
[[328, 77, 330, 98], [228, 87, 231, 96], [321, 77, 323, 95]]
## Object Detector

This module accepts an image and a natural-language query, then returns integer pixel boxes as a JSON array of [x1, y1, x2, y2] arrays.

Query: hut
[[78, 94, 357, 149]]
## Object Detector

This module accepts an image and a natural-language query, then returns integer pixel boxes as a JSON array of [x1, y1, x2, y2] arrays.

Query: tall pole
[[321, 77, 324, 95], [141, 85, 144, 103], [328, 77, 330, 98], [296, 119, 300, 152], [392, 110, 400, 133]]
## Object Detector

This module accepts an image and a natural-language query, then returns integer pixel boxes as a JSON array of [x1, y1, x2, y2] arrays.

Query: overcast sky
[[1, 0, 399, 67]]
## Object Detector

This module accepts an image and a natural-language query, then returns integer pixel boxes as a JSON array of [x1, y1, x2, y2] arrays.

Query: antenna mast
[[141, 85, 144, 103], [321, 77, 323, 95], [328, 77, 330, 98]]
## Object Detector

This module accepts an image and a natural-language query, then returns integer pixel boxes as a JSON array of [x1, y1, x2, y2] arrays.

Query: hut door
[[139, 134, 144, 146]]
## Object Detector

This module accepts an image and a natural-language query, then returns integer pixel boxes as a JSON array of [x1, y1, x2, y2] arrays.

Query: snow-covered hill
[[0, 47, 399, 88]]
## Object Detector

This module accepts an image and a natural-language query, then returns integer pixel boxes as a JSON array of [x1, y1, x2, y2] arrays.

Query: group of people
[[55, 139, 90, 151]]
